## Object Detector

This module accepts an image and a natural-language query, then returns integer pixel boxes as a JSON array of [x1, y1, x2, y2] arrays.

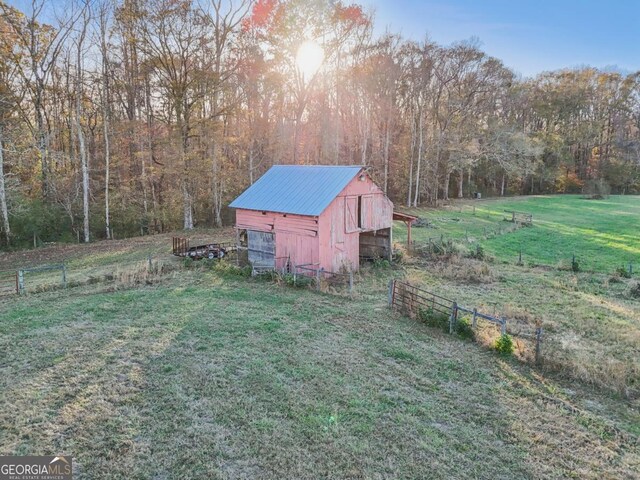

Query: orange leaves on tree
[[242, 0, 280, 32], [333, 4, 369, 27]]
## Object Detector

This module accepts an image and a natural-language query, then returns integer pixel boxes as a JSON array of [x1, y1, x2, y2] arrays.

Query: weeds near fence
[[389, 279, 543, 363], [390, 277, 639, 398], [429, 256, 495, 284], [3, 254, 189, 296]]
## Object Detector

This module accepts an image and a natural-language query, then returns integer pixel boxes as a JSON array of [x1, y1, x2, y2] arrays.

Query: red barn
[[229, 165, 394, 272]]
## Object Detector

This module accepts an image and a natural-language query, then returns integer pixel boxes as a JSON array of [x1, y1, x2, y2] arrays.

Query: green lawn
[[1, 261, 639, 478], [394, 195, 640, 273]]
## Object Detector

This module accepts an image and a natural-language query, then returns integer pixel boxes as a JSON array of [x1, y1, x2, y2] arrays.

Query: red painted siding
[[318, 171, 393, 272]]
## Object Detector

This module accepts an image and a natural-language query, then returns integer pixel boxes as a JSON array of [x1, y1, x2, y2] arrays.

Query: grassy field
[[394, 195, 640, 273], [0, 197, 639, 478], [1, 262, 638, 478]]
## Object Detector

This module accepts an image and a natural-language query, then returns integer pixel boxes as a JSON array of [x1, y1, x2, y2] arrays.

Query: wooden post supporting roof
[[392, 212, 418, 247]]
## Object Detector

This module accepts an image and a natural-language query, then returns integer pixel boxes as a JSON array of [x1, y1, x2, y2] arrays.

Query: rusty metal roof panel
[[229, 165, 362, 216]]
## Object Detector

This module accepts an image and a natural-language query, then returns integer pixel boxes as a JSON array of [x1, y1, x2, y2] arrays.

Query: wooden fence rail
[[388, 279, 543, 363], [17, 264, 66, 295], [504, 210, 533, 225]]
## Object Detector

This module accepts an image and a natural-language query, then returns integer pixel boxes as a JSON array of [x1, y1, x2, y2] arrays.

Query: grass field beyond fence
[[394, 195, 640, 273]]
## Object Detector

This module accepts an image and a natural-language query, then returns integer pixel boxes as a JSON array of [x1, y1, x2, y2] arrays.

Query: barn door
[[247, 230, 275, 267], [361, 195, 373, 230], [345, 196, 359, 233]]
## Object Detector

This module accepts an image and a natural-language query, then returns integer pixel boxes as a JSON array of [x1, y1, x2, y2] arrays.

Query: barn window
[[357, 196, 362, 229]]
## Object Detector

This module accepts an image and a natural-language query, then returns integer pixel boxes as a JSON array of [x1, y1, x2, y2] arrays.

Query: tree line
[[0, 0, 638, 248]]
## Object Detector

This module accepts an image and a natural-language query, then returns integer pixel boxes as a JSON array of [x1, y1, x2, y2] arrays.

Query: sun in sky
[[296, 40, 324, 81]]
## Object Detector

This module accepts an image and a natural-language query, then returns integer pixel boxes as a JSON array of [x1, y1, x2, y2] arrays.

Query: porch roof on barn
[[229, 165, 363, 216]]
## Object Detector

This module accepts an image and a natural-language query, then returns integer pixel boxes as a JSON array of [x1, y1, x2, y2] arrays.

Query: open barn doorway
[[359, 227, 392, 263]]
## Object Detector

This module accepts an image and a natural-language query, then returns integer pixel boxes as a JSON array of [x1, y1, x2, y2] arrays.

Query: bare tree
[[97, 1, 112, 239], [72, 5, 91, 242], [0, 0, 78, 198]]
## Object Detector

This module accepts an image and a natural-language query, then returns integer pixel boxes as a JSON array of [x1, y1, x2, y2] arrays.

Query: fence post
[[472, 308, 477, 328], [388, 279, 394, 307], [349, 270, 354, 294], [17, 270, 24, 295], [535, 327, 543, 364], [62, 264, 67, 289], [293, 264, 297, 285], [500, 317, 507, 335], [449, 301, 457, 334], [148, 254, 153, 271]]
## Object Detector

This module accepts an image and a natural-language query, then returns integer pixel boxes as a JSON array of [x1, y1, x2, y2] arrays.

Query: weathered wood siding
[[236, 209, 320, 268], [247, 231, 275, 266], [319, 172, 393, 272], [236, 210, 319, 236], [359, 228, 392, 259]]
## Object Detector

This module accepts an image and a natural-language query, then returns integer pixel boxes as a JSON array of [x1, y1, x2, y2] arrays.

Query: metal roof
[[229, 165, 363, 216]]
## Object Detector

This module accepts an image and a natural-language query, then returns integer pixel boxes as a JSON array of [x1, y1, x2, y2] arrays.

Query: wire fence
[[0, 254, 185, 297], [293, 263, 354, 294], [0, 269, 17, 297], [389, 279, 543, 363]]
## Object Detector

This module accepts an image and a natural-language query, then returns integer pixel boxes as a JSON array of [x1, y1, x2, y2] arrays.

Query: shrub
[[494, 334, 514, 355], [280, 272, 313, 288], [455, 317, 474, 340], [628, 281, 640, 299], [212, 261, 252, 277], [373, 258, 391, 269], [418, 307, 449, 331], [182, 257, 194, 268], [415, 238, 465, 258], [615, 266, 632, 279], [571, 257, 580, 272], [467, 244, 485, 260]]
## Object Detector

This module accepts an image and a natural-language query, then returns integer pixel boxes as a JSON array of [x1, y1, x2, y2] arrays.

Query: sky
[[363, 0, 640, 77]]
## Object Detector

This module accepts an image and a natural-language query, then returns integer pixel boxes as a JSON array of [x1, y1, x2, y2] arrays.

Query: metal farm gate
[[0, 269, 17, 296]]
